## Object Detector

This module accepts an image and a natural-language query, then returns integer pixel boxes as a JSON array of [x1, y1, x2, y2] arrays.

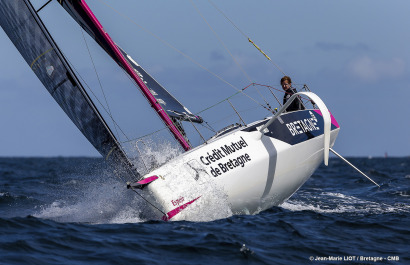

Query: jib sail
[[58, 0, 203, 151], [0, 0, 137, 176]]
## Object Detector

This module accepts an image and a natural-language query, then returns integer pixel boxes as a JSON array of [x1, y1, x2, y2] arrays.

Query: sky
[[0, 0, 409, 157]]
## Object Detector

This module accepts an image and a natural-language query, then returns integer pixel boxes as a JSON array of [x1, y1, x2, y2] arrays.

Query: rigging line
[[123, 85, 262, 144], [198, 121, 216, 133], [25, 0, 135, 173], [188, 0, 252, 84], [80, 29, 121, 142], [209, 112, 242, 125], [62, 53, 131, 142], [196, 82, 253, 114], [196, 82, 272, 115], [36, 0, 53, 13], [207, 0, 286, 76], [96, 0, 268, 112], [96, 0, 236, 91], [190, 0, 273, 111], [207, 0, 247, 39], [121, 127, 168, 144], [196, 91, 241, 115], [253, 83, 282, 93], [111, 60, 195, 150], [121, 85, 255, 144], [82, 38, 187, 150], [128, 187, 166, 216], [123, 83, 273, 145], [42, 51, 136, 177], [117, 66, 188, 150], [253, 82, 312, 103], [267, 86, 282, 106], [208, 105, 261, 127]]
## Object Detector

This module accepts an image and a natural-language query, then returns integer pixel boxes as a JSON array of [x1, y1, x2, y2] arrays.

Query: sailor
[[280, 76, 305, 112]]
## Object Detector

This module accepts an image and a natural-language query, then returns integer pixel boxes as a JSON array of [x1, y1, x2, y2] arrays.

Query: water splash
[[34, 175, 147, 223], [33, 139, 234, 223], [131, 138, 183, 175], [281, 191, 410, 214]]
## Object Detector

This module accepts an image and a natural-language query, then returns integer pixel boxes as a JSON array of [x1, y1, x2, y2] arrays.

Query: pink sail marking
[[313, 109, 340, 128], [162, 196, 201, 221], [78, 0, 191, 151]]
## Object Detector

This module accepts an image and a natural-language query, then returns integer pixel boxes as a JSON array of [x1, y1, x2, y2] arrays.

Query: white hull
[[0, 0, 342, 222], [133, 108, 340, 221]]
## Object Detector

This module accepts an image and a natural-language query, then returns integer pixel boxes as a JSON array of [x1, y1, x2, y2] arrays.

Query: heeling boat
[[146, 105, 340, 221], [0, 0, 340, 221]]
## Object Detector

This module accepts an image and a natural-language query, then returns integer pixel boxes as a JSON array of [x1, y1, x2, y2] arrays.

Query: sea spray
[[127, 137, 234, 221], [34, 175, 146, 224], [33, 138, 234, 223], [130, 137, 182, 175]]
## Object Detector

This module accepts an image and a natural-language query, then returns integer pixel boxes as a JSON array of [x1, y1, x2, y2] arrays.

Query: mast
[[74, 0, 192, 151], [0, 0, 137, 177]]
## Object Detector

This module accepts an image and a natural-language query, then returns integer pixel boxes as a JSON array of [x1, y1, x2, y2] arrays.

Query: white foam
[[34, 175, 147, 224], [281, 200, 357, 214], [132, 138, 234, 222], [174, 180, 233, 222], [281, 191, 410, 214], [131, 138, 182, 174], [33, 139, 235, 223]]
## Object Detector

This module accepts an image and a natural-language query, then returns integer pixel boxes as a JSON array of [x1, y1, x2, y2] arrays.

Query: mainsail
[[0, 0, 137, 177], [58, 0, 202, 151]]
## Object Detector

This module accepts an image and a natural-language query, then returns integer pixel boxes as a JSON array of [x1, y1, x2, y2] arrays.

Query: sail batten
[[0, 0, 137, 177]]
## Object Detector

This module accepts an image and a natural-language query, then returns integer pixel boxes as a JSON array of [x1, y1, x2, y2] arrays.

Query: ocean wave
[[281, 191, 410, 214]]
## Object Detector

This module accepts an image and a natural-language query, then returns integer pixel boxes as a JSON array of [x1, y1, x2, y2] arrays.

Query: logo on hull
[[199, 136, 252, 177], [285, 111, 320, 136]]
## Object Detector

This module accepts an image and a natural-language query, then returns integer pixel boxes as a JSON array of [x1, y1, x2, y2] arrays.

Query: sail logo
[[46, 65, 54, 76], [171, 197, 184, 206], [286, 112, 320, 136]]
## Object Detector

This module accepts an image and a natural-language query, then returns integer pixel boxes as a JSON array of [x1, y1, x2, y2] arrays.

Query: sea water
[[0, 157, 409, 264]]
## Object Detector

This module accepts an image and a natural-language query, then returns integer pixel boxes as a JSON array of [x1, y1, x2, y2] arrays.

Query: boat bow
[[258, 92, 332, 165]]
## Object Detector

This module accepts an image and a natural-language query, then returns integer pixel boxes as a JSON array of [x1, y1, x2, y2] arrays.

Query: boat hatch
[[210, 123, 242, 140]]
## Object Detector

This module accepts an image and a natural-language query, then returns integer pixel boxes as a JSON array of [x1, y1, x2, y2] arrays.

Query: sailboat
[[0, 0, 340, 221]]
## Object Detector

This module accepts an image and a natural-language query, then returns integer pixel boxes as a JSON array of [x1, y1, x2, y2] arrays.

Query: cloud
[[348, 56, 405, 82], [315, 42, 369, 52], [210, 50, 226, 61]]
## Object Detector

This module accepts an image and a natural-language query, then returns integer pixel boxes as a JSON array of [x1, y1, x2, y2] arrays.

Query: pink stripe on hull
[[313, 110, 340, 128], [162, 196, 201, 221]]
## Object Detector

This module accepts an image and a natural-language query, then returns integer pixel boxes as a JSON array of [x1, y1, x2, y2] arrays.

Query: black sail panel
[[0, 0, 137, 177], [118, 47, 203, 123], [58, 0, 203, 124], [58, 0, 119, 63]]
